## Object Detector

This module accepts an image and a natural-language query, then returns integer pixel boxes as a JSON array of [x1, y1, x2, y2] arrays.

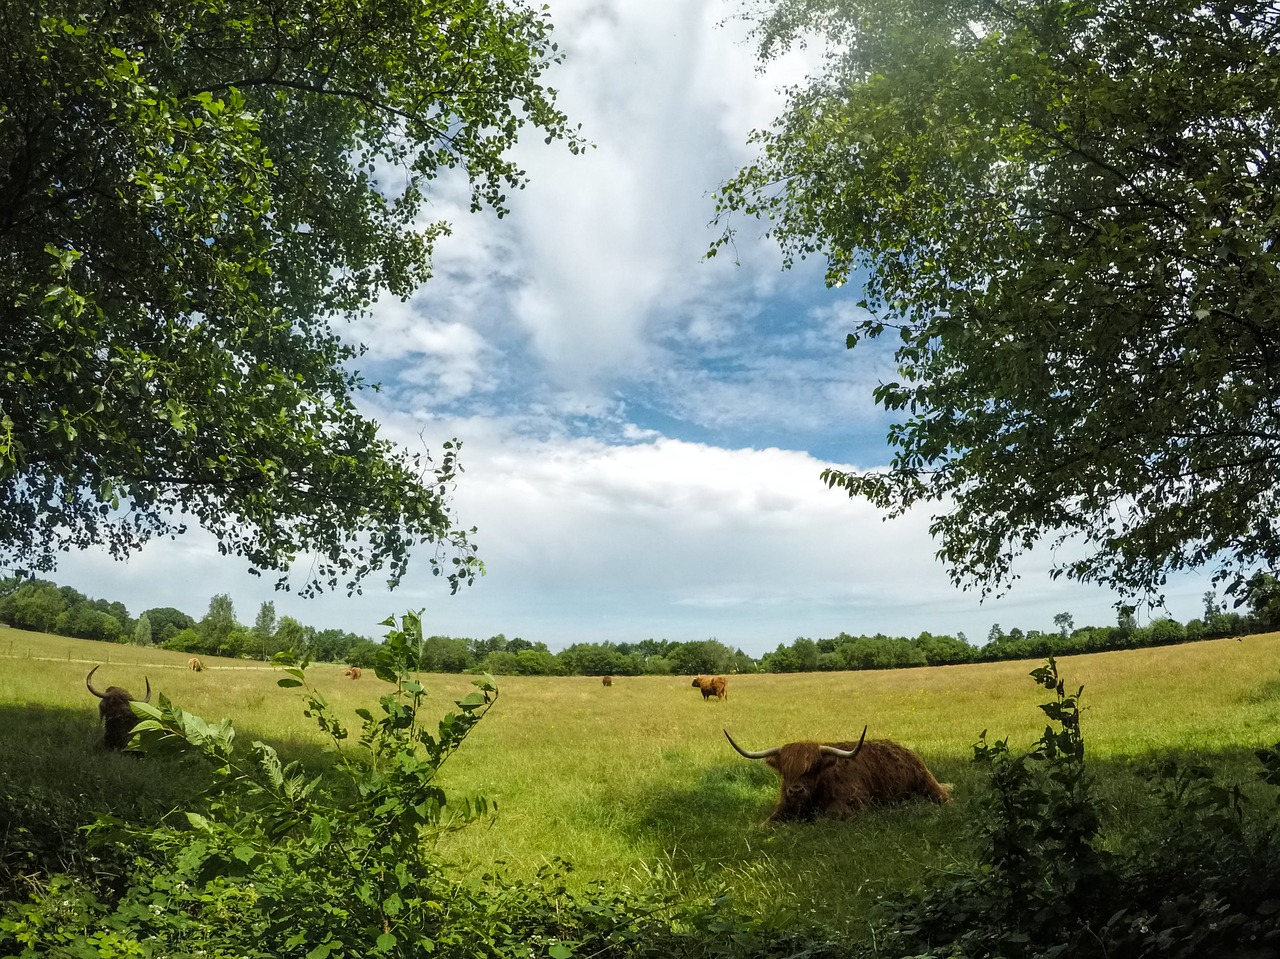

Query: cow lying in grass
[[724, 726, 952, 821]]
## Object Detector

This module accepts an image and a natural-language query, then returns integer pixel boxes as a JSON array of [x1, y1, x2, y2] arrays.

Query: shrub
[[872, 658, 1280, 959], [1, 611, 860, 959]]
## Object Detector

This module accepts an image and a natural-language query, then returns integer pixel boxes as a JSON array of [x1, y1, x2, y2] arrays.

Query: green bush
[[871, 658, 1280, 959], [0, 611, 858, 959]]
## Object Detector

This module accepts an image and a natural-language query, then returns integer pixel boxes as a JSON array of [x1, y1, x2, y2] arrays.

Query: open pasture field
[[4, 625, 1280, 934]]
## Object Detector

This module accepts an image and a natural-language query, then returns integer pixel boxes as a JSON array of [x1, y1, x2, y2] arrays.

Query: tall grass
[[3, 625, 1279, 933]]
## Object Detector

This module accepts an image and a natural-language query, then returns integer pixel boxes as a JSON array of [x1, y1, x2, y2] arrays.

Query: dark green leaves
[[1, 0, 580, 595], [720, 0, 1280, 601]]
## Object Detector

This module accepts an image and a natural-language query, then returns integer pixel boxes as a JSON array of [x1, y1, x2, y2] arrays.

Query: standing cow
[[86, 665, 151, 751], [344, 666, 362, 680], [692, 675, 728, 700], [601, 675, 613, 687], [724, 727, 952, 822], [187, 656, 203, 672]]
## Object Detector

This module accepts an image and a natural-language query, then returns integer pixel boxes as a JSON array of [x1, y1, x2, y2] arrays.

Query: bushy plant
[[872, 658, 1280, 959], [3, 611, 502, 958], [0, 611, 860, 959]]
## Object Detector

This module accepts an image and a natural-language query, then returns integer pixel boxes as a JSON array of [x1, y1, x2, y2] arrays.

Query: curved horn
[[819, 725, 868, 759], [85, 665, 106, 699], [724, 728, 783, 760], [141, 677, 151, 703]]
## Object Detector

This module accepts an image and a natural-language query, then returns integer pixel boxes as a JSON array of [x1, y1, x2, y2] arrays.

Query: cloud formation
[[48, 0, 1213, 654]]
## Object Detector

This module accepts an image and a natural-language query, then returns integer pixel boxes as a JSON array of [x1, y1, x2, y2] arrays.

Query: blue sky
[[53, 0, 1214, 655]]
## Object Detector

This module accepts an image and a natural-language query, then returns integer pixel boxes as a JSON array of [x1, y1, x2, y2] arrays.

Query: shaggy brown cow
[[86, 665, 151, 751], [724, 727, 952, 822], [601, 675, 613, 687], [344, 666, 361, 680], [691, 675, 728, 700], [187, 656, 203, 672]]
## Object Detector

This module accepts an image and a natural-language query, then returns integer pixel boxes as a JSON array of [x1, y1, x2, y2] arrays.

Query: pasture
[[3, 625, 1280, 936]]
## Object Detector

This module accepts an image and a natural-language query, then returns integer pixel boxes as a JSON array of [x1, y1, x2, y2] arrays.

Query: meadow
[[3, 624, 1280, 937]]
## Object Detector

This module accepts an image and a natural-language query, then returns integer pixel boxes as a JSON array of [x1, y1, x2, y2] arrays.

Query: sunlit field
[[4, 624, 1280, 935]]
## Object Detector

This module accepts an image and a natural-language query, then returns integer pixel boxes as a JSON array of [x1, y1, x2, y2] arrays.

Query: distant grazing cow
[[602, 675, 613, 687], [187, 656, 203, 672], [344, 666, 361, 680], [691, 675, 728, 700], [86, 665, 151, 751], [724, 727, 952, 822]]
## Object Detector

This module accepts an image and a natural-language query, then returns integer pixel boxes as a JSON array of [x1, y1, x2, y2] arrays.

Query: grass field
[[3, 625, 1280, 936]]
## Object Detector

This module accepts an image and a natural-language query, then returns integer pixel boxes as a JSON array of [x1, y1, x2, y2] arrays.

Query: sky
[[51, 0, 1214, 656]]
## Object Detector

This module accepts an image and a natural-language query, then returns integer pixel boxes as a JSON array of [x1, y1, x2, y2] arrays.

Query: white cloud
[[40, 1, 1217, 658]]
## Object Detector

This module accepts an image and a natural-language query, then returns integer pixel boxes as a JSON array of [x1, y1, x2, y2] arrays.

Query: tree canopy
[[1, 0, 582, 594], [716, 0, 1280, 600]]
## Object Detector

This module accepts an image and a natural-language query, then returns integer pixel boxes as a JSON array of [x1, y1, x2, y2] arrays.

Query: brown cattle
[[724, 727, 952, 822], [344, 666, 361, 680], [691, 675, 728, 700], [187, 657, 203, 672], [601, 675, 613, 687], [86, 665, 151, 751]]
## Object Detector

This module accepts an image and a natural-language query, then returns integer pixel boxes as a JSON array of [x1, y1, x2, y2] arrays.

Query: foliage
[[0, 784, 133, 905], [718, 0, 1280, 602], [0, 0, 584, 596], [872, 658, 1280, 958], [0, 612, 863, 959], [3, 611, 501, 957], [1242, 571, 1280, 631]]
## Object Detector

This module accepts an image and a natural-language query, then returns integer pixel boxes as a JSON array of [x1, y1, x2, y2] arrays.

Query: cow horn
[[85, 665, 106, 699], [723, 729, 783, 759], [141, 677, 151, 703], [819, 725, 868, 759]]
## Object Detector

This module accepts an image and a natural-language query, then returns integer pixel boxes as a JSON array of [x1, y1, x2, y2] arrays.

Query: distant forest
[[3, 574, 1279, 676]]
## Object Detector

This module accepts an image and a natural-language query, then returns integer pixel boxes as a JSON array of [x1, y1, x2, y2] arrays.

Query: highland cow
[[86, 665, 151, 751], [602, 675, 613, 687], [691, 675, 728, 700], [724, 727, 952, 822], [344, 666, 362, 680], [187, 656, 203, 672]]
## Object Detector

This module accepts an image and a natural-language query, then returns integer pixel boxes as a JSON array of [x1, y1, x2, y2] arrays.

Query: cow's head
[[86, 665, 151, 750], [724, 727, 867, 819]]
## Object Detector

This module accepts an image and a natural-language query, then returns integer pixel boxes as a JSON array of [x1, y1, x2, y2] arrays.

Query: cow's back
[[822, 739, 951, 815]]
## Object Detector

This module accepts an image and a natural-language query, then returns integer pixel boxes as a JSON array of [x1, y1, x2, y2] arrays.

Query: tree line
[[0, 577, 755, 675], [6, 574, 1280, 677]]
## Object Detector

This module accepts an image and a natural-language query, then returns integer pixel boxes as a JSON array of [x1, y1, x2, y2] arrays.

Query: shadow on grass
[[595, 743, 1280, 930], [0, 700, 355, 900]]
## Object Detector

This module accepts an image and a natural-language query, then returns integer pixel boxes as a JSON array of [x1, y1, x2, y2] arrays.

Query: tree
[[143, 606, 195, 644], [0, 580, 64, 632], [1053, 613, 1075, 640], [199, 594, 238, 651], [1204, 590, 1222, 621], [718, 0, 1280, 601], [273, 616, 307, 658], [253, 602, 277, 647], [1242, 571, 1280, 631], [1, 0, 581, 596], [133, 613, 153, 646]]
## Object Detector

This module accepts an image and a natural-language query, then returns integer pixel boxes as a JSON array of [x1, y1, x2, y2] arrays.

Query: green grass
[[3, 625, 1280, 934]]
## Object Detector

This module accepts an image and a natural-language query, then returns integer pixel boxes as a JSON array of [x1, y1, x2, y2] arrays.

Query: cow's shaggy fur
[[692, 675, 728, 700], [344, 666, 362, 680], [727, 731, 951, 822], [601, 675, 613, 686], [187, 657, 203, 672], [86, 665, 151, 751]]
